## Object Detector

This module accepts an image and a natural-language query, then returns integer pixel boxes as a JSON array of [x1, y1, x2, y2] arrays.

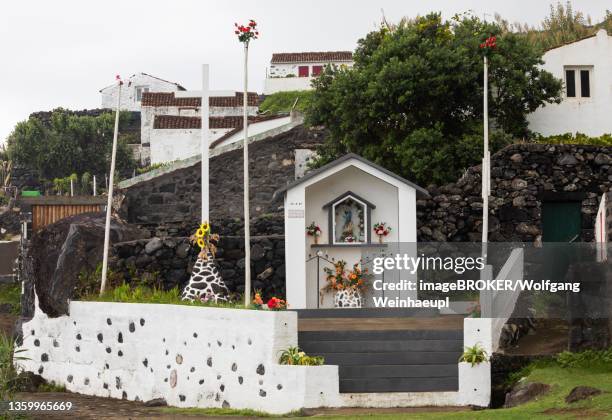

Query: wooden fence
[[18, 196, 107, 231]]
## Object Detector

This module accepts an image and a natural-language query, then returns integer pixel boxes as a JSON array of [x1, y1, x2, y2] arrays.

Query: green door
[[542, 201, 582, 242]]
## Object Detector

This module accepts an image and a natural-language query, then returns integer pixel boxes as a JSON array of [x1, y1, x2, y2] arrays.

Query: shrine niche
[[323, 192, 375, 245]]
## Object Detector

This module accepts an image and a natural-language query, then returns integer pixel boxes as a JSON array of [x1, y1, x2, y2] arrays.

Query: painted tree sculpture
[[182, 222, 229, 302]]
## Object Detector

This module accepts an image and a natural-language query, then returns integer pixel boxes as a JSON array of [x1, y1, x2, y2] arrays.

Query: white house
[[277, 154, 428, 309], [140, 91, 258, 164], [99, 73, 185, 111], [528, 29, 612, 137], [264, 51, 353, 94]]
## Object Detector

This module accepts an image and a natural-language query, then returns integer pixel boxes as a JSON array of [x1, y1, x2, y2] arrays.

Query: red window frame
[[298, 66, 309, 77]]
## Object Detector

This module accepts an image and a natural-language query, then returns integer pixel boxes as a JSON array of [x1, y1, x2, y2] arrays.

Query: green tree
[[306, 13, 562, 185], [6, 109, 135, 181]]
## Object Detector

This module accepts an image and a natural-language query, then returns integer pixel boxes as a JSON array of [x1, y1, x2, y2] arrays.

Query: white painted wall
[[149, 128, 232, 165], [264, 61, 353, 94], [100, 73, 182, 111], [212, 116, 291, 149], [528, 30, 612, 136], [264, 77, 313, 94], [15, 301, 340, 414], [268, 62, 353, 78], [140, 101, 259, 165]]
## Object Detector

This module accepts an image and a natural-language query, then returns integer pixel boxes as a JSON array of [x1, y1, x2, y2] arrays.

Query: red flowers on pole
[[234, 20, 259, 44], [115, 74, 123, 85], [479, 36, 497, 49]]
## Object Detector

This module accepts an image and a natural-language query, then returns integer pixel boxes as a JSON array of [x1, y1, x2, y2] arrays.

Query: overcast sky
[[0, 1, 609, 145]]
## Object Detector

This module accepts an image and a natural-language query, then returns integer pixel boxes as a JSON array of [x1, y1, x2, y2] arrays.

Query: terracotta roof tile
[[153, 114, 286, 130], [271, 51, 353, 64], [142, 92, 259, 107]]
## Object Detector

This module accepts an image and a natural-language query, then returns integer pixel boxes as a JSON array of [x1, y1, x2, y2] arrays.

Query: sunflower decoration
[[190, 221, 220, 261]]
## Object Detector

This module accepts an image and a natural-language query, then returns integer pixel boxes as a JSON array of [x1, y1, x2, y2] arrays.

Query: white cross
[[175, 65, 236, 223]]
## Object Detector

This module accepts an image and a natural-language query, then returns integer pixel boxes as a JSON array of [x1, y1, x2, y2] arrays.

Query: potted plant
[[279, 346, 324, 366], [306, 222, 322, 244], [253, 292, 287, 310], [458, 343, 491, 406], [373, 222, 392, 244], [322, 260, 368, 308]]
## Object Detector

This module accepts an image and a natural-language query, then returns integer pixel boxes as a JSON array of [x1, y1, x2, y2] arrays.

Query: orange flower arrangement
[[322, 260, 368, 293]]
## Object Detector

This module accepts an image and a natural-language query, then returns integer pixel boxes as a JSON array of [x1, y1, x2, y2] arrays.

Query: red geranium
[[234, 20, 259, 44]]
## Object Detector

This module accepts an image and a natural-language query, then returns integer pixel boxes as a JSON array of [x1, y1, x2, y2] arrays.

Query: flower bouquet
[[190, 222, 219, 260], [306, 221, 322, 244], [373, 222, 392, 243], [322, 260, 368, 308]]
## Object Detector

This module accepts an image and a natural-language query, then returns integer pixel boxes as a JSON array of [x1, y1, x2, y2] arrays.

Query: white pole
[[201, 64, 210, 223], [243, 44, 251, 307], [70, 178, 74, 197], [100, 80, 122, 295], [482, 56, 490, 247], [93, 175, 97, 196]]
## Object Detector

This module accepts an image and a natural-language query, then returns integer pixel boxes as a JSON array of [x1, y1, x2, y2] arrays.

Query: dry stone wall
[[418, 143, 612, 243]]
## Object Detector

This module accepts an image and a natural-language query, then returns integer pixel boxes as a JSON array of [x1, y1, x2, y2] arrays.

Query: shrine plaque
[[288, 209, 304, 219]]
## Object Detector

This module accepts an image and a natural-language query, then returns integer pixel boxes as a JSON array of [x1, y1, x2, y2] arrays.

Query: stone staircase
[[297, 310, 464, 394]]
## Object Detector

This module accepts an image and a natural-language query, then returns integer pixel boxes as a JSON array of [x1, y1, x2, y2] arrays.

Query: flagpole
[[482, 55, 490, 248], [201, 64, 210, 224], [243, 43, 252, 307], [100, 78, 122, 295]]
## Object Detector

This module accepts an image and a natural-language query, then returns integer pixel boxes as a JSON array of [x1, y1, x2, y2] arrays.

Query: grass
[[0, 283, 21, 315], [79, 283, 261, 310], [259, 91, 313, 114], [0, 333, 28, 401]]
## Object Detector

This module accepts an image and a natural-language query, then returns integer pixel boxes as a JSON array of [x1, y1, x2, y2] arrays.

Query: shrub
[[556, 348, 612, 369], [459, 343, 489, 366], [534, 132, 612, 146], [279, 347, 324, 366]]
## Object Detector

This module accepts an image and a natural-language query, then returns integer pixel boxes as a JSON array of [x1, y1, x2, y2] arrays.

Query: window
[[564, 66, 592, 99], [298, 66, 309, 77], [312, 65, 323, 76], [135, 86, 149, 102], [565, 70, 576, 97], [580, 70, 590, 97]]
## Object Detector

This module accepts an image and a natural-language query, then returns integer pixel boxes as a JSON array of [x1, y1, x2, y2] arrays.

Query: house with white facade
[[264, 51, 353, 94], [99, 73, 185, 111], [140, 91, 293, 164], [528, 29, 612, 137]]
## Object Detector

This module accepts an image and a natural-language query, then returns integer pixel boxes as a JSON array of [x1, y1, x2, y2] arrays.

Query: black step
[[340, 376, 458, 393], [299, 329, 463, 341], [339, 364, 457, 379], [299, 339, 463, 353], [317, 351, 461, 366]]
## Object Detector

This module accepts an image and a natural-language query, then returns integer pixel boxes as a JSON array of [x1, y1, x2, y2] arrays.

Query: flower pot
[[378, 235, 383, 244], [314, 235, 319, 245], [334, 288, 363, 308]]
